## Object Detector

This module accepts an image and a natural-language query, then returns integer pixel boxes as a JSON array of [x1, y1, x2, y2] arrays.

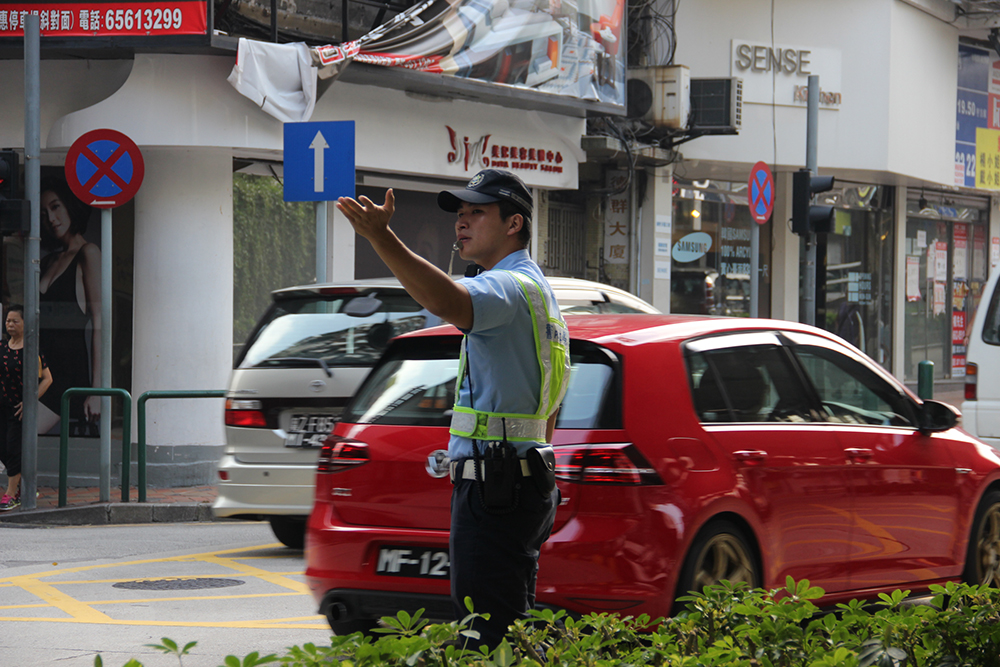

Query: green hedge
[[100, 579, 1000, 667]]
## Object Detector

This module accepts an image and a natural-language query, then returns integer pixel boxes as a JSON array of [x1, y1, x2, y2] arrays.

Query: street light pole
[[803, 75, 819, 327], [22, 13, 41, 510]]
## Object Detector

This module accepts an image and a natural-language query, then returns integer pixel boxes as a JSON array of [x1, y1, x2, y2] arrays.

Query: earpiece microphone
[[448, 240, 463, 275]]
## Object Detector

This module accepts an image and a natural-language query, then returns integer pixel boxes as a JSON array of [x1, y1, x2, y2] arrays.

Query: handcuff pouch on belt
[[526, 445, 556, 498]]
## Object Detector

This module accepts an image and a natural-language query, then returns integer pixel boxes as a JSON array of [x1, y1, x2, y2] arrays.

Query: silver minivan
[[963, 268, 1000, 451], [213, 277, 658, 547]]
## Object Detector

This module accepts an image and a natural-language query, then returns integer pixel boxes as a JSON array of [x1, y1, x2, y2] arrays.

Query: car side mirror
[[344, 295, 382, 318], [918, 399, 960, 433]]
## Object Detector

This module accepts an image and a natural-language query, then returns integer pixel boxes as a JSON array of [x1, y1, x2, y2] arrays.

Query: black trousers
[[0, 404, 22, 478], [449, 475, 559, 650]]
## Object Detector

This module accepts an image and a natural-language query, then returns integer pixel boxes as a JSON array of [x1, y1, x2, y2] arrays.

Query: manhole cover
[[113, 578, 245, 591]]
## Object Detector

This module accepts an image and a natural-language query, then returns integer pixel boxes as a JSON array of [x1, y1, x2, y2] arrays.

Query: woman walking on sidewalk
[[0, 305, 53, 510]]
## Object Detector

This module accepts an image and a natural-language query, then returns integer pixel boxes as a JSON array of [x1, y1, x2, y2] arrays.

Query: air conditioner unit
[[626, 65, 690, 129], [689, 77, 743, 134]]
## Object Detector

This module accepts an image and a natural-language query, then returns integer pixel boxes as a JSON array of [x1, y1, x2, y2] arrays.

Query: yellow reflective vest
[[449, 271, 570, 443]]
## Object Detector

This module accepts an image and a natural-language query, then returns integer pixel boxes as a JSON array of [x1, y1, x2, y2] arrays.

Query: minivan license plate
[[284, 413, 336, 448], [376, 546, 450, 578]]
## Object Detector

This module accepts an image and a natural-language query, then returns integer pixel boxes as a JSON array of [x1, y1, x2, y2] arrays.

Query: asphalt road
[[0, 521, 334, 666]]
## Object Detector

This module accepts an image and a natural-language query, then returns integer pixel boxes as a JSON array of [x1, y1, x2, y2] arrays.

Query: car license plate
[[284, 413, 337, 448], [376, 546, 450, 578]]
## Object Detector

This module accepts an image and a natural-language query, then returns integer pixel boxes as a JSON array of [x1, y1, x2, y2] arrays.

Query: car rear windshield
[[237, 293, 429, 369], [341, 338, 622, 429]]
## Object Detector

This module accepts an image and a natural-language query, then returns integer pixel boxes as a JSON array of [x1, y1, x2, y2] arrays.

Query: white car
[[963, 268, 1000, 451], [213, 276, 658, 547]]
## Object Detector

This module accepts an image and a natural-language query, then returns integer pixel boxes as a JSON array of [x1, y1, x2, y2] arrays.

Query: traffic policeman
[[336, 168, 570, 650]]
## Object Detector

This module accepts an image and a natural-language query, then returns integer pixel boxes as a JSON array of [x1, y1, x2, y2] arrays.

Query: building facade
[[0, 45, 589, 485], [2, 0, 1000, 486], [575, 0, 1000, 394]]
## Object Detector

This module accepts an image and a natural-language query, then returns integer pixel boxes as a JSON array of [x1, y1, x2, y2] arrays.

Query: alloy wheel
[[690, 532, 756, 591], [976, 502, 1000, 586]]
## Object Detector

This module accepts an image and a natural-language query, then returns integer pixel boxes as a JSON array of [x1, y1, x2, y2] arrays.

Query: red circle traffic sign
[[64, 129, 144, 209], [748, 161, 774, 225]]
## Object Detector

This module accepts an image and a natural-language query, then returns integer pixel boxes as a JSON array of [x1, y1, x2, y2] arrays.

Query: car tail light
[[966, 362, 978, 401], [554, 443, 662, 485], [317, 287, 360, 296], [218, 470, 230, 481], [224, 399, 266, 428], [317, 436, 369, 473]]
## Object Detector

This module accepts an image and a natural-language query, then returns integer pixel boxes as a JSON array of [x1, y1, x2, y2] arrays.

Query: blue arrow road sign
[[284, 121, 355, 202]]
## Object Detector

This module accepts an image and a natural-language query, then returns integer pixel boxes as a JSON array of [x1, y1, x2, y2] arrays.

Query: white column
[[132, 148, 233, 450], [770, 172, 799, 323], [637, 165, 673, 312], [330, 204, 356, 282], [892, 186, 908, 381]]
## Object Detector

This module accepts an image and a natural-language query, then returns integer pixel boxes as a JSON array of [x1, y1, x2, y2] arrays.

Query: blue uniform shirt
[[449, 249, 558, 459]]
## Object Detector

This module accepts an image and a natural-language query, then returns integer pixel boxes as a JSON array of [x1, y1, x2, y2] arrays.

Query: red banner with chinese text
[[0, 1, 207, 37]]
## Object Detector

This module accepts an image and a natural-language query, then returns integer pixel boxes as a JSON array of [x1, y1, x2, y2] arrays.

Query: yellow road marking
[[0, 603, 48, 609], [0, 543, 328, 629], [0, 616, 328, 629], [0, 591, 304, 610], [10, 576, 115, 622], [254, 616, 330, 628], [198, 554, 311, 594], [12, 571, 306, 586]]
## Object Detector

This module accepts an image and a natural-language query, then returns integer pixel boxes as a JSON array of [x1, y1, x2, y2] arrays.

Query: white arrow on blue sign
[[283, 121, 355, 202]]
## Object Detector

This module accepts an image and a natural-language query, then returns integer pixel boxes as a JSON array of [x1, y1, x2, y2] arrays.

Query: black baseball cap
[[438, 169, 532, 217]]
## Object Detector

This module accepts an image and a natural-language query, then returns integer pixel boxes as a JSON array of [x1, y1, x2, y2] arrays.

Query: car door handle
[[845, 448, 874, 462], [733, 450, 768, 464]]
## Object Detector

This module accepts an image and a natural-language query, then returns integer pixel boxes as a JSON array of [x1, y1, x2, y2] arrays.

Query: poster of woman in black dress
[[37, 175, 101, 436]]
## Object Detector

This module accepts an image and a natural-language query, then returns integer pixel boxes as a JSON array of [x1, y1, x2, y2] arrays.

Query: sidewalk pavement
[[0, 484, 220, 526]]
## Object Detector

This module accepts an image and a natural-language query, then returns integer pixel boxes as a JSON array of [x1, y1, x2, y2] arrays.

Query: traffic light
[[0, 150, 19, 199], [791, 168, 836, 235]]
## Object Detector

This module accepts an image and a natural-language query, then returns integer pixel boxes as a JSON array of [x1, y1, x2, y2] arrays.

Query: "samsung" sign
[[672, 232, 713, 263]]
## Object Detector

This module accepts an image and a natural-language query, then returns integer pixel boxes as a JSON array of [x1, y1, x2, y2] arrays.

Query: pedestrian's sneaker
[[0, 494, 19, 511]]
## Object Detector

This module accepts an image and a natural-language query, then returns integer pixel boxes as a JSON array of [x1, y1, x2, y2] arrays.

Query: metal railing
[[59, 388, 132, 507], [136, 390, 225, 502], [58, 388, 226, 506]]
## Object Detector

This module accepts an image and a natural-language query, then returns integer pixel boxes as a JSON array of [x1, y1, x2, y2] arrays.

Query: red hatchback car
[[305, 314, 1000, 634]]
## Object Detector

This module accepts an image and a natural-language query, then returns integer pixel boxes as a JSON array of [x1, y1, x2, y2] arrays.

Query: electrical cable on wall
[[587, 117, 637, 196], [627, 0, 677, 67], [589, 0, 683, 256]]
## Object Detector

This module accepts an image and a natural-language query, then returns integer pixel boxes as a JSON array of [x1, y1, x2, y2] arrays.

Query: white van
[[213, 277, 659, 547], [962, 267, 1000, 450]]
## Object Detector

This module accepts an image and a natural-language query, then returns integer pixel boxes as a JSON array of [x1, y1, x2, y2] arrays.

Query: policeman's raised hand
[[336, 189, 395, 241]]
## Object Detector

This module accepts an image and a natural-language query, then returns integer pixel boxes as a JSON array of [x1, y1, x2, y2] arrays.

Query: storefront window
[[671, 179, 772, 317], [903, 197, 989, 381], [354, 186, 453, 279], [813, 185, 895, 368]]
